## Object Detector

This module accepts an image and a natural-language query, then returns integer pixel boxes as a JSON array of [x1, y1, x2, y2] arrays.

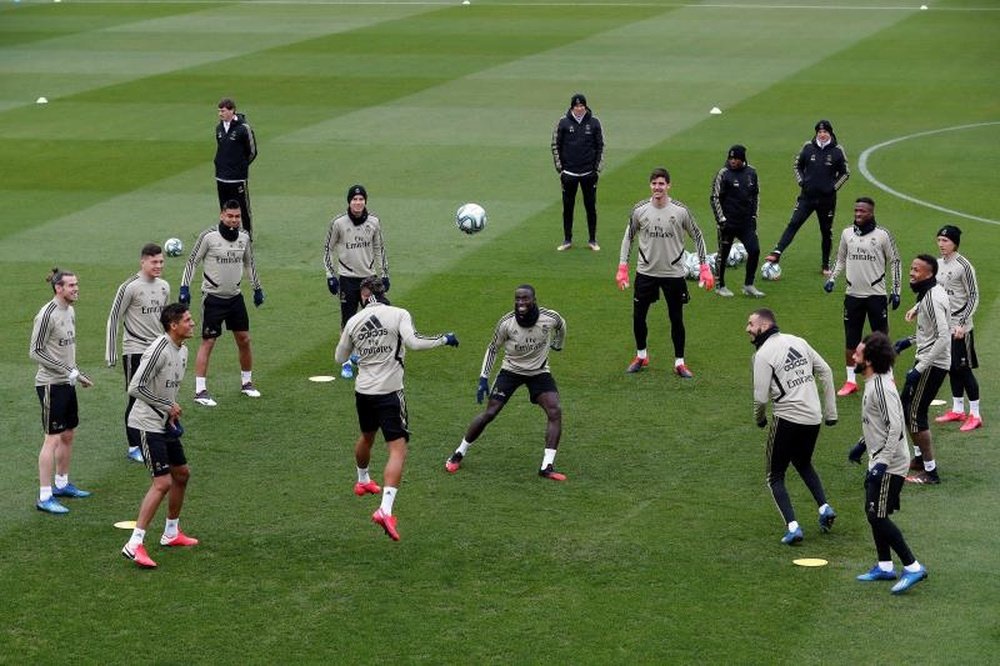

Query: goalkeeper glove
[[698, 263, 715, 291], [615, 263, 630, 291], [253, 288, 265, 308], [476, 377, 489, 404], [327, 276, 339, 295], [179, 285, 191, 305]]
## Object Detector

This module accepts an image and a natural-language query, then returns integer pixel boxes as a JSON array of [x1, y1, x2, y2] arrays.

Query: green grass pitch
[[1, 1, 998, 662]]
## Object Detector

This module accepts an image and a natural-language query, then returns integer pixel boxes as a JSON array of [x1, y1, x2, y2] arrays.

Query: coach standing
[[215, 98, 257, 238], [551, 92, 604, 252], [709, 144, 765, 298], [765, 120, 849, 275]]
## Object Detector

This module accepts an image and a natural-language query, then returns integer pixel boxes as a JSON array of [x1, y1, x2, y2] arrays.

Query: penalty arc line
[[858, 121, 1000, 227]]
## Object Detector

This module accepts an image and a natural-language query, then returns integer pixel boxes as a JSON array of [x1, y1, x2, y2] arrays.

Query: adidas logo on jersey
[[783, 347, 809, 372], [357, 316, 388, 342]]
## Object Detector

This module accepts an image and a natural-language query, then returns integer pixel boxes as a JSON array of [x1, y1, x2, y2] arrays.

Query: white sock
[[818, 503, 831, 515], [196, 376, 207, 393], [674, 357, 685, 367], [380, 486, 397, 515], [357, 467, 370, 483], [877, 561, 894, 572], [128, 528, 146, 550], [636, 349, 648, 360], [904, 561, 922, 573], [54, 474, 68, 489], [969, 399, 980, 418], [164, 518, 179, 539], [241, 371, 252, 385], [952, 396, 964, 413], [924, 459, 937, 472], [457, 439, 471, 456], [845, 367, 856, 383], [541, 448, 557, 469], [787, 520, 800, 532], [39, 485, 53, 502]]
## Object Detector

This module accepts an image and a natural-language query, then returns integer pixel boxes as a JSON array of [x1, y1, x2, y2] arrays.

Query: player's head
[[814, 119, 834, 143], [360, 276, 389, 307], [218, 98, 236, 121], [219, 199, 242, 228], [140, 243, 165, 279], [936, 225, 961, 256], [853, 197, 875, 227], [161, 302, 194, 340], [855, 331, 895, 375], [514, 284, 539, 328], [47, 268, 78, 302], [347, 184, 368, 217], [570, 92, 587, 114], [746, 308, 777, 345], [909, 254, 938, 284], [727, 145, 746, 168], [650, 167, 670, 184]]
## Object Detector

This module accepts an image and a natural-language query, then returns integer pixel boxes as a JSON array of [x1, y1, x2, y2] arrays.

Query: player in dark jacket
[[215, 98, 258, 238], [551, 93, 605, 252], [765, 120, 849, 275], [709, 145, 764, 298]]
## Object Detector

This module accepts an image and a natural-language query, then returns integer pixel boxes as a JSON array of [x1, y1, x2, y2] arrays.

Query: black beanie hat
[[347, 184, 367, 203], [570, 93, 587, 108], [728, 144, 747, 161], [815, 119, 834, 134], [937, 224, 961, 247]]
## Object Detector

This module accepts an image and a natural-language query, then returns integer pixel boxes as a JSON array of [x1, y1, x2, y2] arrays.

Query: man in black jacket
[[215, 98, 258, 238], [551, 93, 604, 252], [765, 120, 849, 275], [710, 144, 765, 298]]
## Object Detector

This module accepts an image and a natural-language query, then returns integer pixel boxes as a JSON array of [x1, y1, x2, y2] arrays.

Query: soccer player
[[823, 197, 901, 396], [121, 303, 199, 569], [848, 332, 928, 594], [323, 184, 390, 379], [709, 144, 765, 298], [445, 285, 568, 480], [30, 269, 94, 514], [764, 120, 850, 275], [214, 98, 257, 237], [106, 243, 171, 463], [747, 308, 838, 545], [932, 225, 982, 432], [617, 167, 714, 378], [551, 92, 605, 251], [335, 277, 458, 541], [895, 254, 951, 484], [179, 200, 265, 406]]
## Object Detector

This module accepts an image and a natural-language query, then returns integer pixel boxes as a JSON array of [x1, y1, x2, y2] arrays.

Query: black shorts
[[901, 366, 948, 432], [865, 470, 904, 519], [490, 369, 558, 405], [202, 293, 249, 338], [36, 384, 79, 435], [140, 430, 187, 477], [633, 273, 689, 307], [339, 276, 365, 327], [356, 390, 410, 442], [843, 294, 888, 349], [951, 331, 978, 370]]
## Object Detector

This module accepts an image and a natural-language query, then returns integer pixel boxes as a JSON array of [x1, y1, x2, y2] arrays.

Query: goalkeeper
[[616, 167, 714, 378], [445, 285, 568, 481]]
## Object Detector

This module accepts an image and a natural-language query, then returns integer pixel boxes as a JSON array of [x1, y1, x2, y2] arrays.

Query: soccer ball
[[705, 252, 719, 276], [761, 261, 782, 281], [727, 242, 747, 266], [455, 203, 487, 234], [683, 251, 700, 280], [164, 238, 183, 257]]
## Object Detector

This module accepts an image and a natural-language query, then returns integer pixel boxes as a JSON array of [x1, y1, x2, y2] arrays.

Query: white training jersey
[[480, 308, 566, 378], [752, 331, 837, 426], [619, 198, 707, 278]]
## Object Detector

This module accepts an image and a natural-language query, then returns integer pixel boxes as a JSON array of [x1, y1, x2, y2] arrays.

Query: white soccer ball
[[705, 252, 719, 276], [455, 203, 487, 235], [727, 242, 747, 266], [761, 261, 782, 281], [164, 238, 184, 257], [683, 251, 700, 280]]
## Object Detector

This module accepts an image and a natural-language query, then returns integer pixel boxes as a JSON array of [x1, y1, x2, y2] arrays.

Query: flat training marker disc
[[309, 375, 336, 383], [793, 558, 828, 567], [930, 399, 946, 406], [114, 520, 137, 530]]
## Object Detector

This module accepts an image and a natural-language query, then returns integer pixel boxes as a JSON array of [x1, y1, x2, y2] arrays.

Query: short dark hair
[[161, 302, 189, 331], [515, 284, 535, 298], [855, 196, 875, 207], [218, 98, 236, 110], [141, 243, 163, 258], [360, 276, 385, 296], [650, 167, 670, 183], [915, 253, 938, 277], [222, 199, 241, 212], [751, 307, 776, 327], [46, 267, 75, 292], [862, 331, 895, 374]]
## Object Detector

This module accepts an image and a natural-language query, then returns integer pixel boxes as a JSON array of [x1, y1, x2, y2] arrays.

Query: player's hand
[[890, 293, 901, 310], [382, 277, 391, 293], [550, 342, 562, 352], [326, 276, 339, 295], [165, 418, 184, 439], [78, 372, 94, 388], [476, 376, 489, 404], [444, 333, 459, 347], [848, 439, 866, 464], [893, 338, 912, 354], [615, 263, 630, 291], [756, 417, 767, 429], [68, 368, 79, 387], [824, 418, 838, 427], [698, 263, 715, 291], [823, 279, 834, 293], [904, 306, 917, 322], [868, 462, 888, 480], [253, 288, 265, 308], [905, 367, 921, 386], [179, 285, 191, 305]]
